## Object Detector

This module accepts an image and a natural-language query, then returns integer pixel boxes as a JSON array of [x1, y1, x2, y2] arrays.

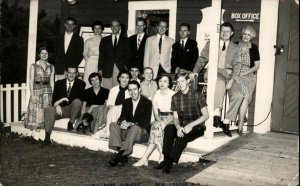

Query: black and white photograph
[[0, 0, 298, 185]]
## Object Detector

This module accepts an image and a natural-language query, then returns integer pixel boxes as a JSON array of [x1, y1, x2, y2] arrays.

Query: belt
[[159, 111, 173, 116], [35, 81, 49, 85]]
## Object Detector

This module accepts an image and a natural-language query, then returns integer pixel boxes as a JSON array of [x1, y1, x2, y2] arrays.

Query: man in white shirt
[[54, 17, 84, 81], [191, 22, 240, 137], [144, 19, 174, 79], [129, 18, 149, 72], [108, 80, 152, 166], [98, 20, 130, 90]]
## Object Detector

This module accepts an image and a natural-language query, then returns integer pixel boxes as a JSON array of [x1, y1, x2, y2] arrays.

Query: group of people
[[24, 16, 260, 173]]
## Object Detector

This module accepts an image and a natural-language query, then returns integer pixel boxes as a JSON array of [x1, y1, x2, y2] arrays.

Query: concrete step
[[9, 120, 239, 163]]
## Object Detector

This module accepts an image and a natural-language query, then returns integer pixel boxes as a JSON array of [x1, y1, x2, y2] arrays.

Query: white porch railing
[[0, 83, 27, 123]]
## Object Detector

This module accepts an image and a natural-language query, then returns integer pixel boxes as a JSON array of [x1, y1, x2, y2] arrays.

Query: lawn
[[0, 133, 213, 185]]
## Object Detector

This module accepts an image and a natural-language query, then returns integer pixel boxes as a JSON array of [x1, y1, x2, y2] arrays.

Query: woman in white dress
[[133, 74, 175, 166], [83, 21, 103, 88], [93, 71, 131, 138]]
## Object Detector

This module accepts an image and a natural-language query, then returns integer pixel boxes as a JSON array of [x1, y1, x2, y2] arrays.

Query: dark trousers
[[163, 124, 205, 163], [157, 65, 167, 77], [44, 99, 82, 133]]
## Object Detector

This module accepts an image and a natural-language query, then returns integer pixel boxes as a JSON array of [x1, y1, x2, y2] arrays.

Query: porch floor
[[187, 132, 299, 185], [9, 121, 239, 163]]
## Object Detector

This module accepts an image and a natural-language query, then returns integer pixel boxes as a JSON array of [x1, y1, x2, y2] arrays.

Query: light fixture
[[63, 0, 78, 5]]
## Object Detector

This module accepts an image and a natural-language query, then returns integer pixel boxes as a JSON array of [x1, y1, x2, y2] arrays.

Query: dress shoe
[[133, 159, 148, 167], [162, 160, 173, 174], [119, 155, 128, 165], [67, 122, 74, 131], [108, 156, 119, 167], [222, 124, 232, 137], [213, 116, 222, 128], [44, 132, 51, 144], [153, 161, 166, 170]]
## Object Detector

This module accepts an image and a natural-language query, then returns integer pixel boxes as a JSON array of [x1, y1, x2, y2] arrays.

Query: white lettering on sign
[[231, 12, 260, 22]]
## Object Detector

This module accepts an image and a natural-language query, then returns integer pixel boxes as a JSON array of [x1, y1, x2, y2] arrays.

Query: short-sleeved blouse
[[152, 89, 176, 112], [83, 86, 109, 106]]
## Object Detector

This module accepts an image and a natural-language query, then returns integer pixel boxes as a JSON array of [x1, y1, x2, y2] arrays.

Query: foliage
[[0, 0, 60, 84]]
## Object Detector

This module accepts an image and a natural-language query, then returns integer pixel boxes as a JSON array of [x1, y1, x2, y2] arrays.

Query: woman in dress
[[140, 67, 158, 99], [92, 70, 131, 138], [133, 74, 175, 166], [78, 73, 109, 134], [83, 20, 103, 88], [225, 26, 260, 135], [25, 47, 55, 130]]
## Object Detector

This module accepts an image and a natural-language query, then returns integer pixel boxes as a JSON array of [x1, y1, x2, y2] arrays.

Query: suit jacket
[[117, 95, 152, 132], [128, 34, 148, 71], [98, 35, 130, 78], [171, 38, 199, 72], [55, 33, 84, 75], [144, 35, 174, 79], [193, 41, 239, 79], [52, 78, 86, 106]]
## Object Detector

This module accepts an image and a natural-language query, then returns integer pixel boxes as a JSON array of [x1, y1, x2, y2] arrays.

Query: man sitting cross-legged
[[44, 67, 85, 144], [107, 80, 152, 166], [154, 71, 209, 173]]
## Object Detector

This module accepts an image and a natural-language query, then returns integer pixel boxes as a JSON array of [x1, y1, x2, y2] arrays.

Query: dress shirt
[[219, 40, 229, 51], [132, 97, 140, 116], [137, 33, 145, 47], [112, 34, 120, 46], [64, 32, 73, 53], [180, 38, 188, 49], [66, 80, 74, 91]]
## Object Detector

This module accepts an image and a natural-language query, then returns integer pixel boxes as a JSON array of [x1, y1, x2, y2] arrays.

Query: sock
[[214, 108, 221, 116]]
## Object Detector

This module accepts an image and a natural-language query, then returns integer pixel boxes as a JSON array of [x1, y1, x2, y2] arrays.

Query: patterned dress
[[235, 42, 258, 103], [149, 89, 175, 147], [83, 34, 101, 88], [25, 61, 53, 130]]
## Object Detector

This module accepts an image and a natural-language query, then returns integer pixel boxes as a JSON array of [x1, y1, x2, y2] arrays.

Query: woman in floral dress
[[25, 47, 55, 130], [225, 26, 260, 135]]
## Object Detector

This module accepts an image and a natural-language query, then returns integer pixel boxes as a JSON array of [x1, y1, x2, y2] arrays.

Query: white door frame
[[128, 0, 177, 39]]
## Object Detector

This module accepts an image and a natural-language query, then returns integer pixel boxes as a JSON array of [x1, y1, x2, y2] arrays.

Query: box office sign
[[230, 11, 260, 22]]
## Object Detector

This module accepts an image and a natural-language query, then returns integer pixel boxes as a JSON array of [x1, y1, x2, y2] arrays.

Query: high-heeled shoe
[[132, 159, 148, 167]]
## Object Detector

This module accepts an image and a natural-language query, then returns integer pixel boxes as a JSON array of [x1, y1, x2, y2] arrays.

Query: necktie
[[67, 82, 71, 97], [137, 35, 141, 49], [222, 42, 226, 51], [181, 40, 184, 49], [113, 35, 117, 48], [158, 35, 162, 54]]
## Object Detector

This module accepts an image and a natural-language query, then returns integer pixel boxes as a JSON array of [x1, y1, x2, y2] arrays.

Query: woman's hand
[[177, 127, 185, 138], [226, 80, 234, 90]]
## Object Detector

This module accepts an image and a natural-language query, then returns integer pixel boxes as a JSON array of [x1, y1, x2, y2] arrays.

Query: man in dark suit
[[54, 17, 84, 81], [128, 18, 148, 72], [44, 67, 86, 144], [98, 20, 130, 90], [171, 23, 199, 73], [108, 80, 152, 166]]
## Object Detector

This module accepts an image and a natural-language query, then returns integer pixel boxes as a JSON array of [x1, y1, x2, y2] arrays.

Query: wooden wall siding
[[176, 0, 211, 41], [284, 74, 299, 118], [61, 0, 129, 34], [289, 4, 299, 66]]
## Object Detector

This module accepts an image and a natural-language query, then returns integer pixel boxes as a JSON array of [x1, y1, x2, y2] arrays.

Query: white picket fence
[[0, 83, 27, 123]]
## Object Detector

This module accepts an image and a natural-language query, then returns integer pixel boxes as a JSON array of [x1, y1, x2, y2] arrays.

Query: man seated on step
[[107, 80, 152, 166], [153, 71, 209, 173], [44, 67, 86, 144]]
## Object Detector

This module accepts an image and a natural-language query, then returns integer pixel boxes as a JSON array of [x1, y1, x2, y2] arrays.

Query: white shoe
[[133, 159, 148, 167]]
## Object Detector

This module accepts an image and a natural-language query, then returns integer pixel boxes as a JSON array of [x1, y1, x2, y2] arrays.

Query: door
[[272, 0, 299, 134]]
